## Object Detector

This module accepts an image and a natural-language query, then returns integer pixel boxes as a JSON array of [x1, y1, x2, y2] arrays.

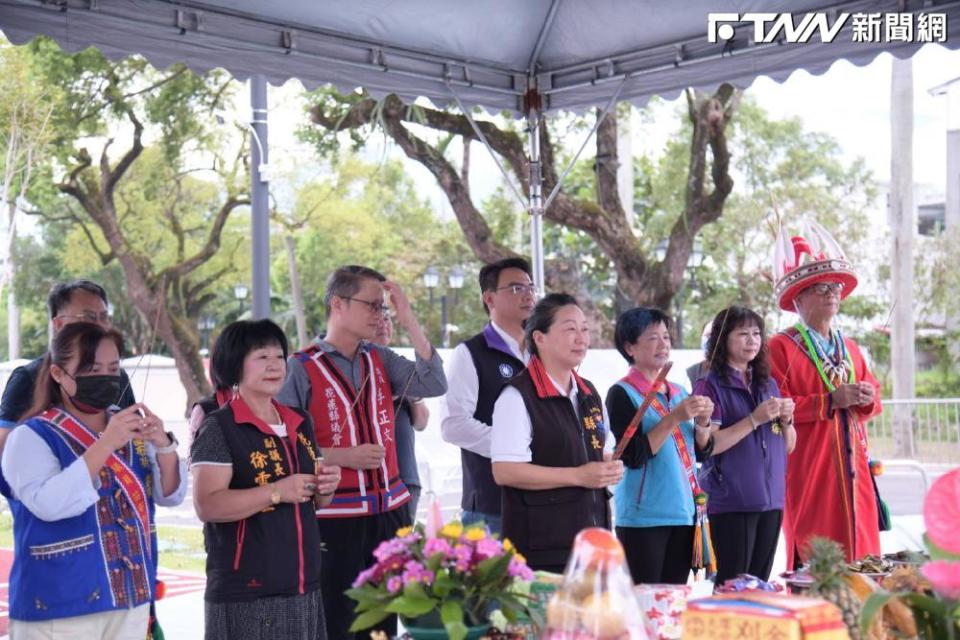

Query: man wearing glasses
[[278, 265, 446, 640], [440, 257, 536, 535], [769, 222, 883, 570], [0, 280, 136, 451]]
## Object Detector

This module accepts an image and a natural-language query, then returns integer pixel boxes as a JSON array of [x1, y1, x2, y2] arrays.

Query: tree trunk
[[890, 57, 917, 458], [285, 234, 309, 350], [4, 200, 19, 360]]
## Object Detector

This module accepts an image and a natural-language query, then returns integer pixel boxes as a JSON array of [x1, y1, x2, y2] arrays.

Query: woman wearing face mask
[[0, 322, 186, 639], [490, 293, 623, 573], [693, 306, 795, 584]]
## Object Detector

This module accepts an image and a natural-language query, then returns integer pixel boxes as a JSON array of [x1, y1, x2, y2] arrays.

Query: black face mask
[[65, 373, 125, 413]]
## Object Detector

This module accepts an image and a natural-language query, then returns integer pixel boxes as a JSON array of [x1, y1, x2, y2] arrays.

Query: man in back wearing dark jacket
[[0, 279, 136, 452]]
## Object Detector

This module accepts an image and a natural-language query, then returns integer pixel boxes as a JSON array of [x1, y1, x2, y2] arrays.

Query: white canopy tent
[[2, 0, 957, 313]]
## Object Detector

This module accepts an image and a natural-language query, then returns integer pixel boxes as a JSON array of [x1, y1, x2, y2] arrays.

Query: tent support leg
[[527, 106, 545, 291], [250, 75, 271, 320]]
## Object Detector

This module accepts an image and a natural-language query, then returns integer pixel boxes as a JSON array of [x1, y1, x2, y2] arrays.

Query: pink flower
[[373, 538, 409, 563], [452, 544, 472, 572], [387, 576, 403, 594], [474, 538, 502, 561], [924, 468, 960, 555], [402, 560, 435, 585], [507, 556, 535, 581], [921, 561, 960, 600], [423, 538, 453, 558], [352, 567, 377, 588]]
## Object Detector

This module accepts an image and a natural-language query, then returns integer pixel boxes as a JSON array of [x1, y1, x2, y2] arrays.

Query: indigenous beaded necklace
[[793, 322, 857, 390]]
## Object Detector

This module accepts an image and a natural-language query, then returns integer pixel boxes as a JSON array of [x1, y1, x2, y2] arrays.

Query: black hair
[[22, 322, 125, 421], [478, 257, 532, 315], [705, 305, 770, 387], [524, 292, 579, 358], [613, 307, 673, 364], [323, 265, 387, 318], [47, 280, 109, 319], [210, 319, 289, 388]]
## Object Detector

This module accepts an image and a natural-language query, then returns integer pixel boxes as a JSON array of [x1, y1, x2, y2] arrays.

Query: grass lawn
[[0, 511, 206, 574]]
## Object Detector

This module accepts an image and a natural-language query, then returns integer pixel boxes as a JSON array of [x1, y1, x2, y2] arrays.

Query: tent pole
[[250, 75, 271, 320], [526, 104, 545, 292]]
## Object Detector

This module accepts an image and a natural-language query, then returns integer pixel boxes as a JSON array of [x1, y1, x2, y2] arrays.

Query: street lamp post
[[234, 283, 249, 318], [654, 239, 704, 348], [422, 266, 465, 348], [197, 316, 216, 355]]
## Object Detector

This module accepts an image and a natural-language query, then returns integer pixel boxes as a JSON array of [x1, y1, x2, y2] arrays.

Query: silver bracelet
[[155, 432, 179, 454]]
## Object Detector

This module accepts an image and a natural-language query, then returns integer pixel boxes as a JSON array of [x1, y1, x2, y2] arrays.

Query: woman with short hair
[[607, 307, 715, 585], [191, 319, 341, 640], [490, 293, 623, 573]]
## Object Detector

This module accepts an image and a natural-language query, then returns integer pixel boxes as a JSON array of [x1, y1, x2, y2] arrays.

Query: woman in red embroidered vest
[[0, 322, 186, 639], [491, 293, 624, 573], [607, 307, 716, 585], [191, 320, 342, 640], [768, 221, 883, 569]]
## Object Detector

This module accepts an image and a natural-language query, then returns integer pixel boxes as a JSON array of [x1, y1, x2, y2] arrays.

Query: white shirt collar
[[490, 320, 529, 362], [546, 372, 578, 400]]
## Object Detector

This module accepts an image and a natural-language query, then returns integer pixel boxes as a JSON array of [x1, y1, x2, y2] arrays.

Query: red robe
[[769, 330, 882, 569]]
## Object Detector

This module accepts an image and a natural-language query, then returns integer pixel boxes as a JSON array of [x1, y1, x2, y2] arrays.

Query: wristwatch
[[155, 432, 179, 454], [270, 486, 281, 505]]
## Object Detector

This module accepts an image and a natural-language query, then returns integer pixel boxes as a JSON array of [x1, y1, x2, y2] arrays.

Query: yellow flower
[[464, 527, 486, 542], [395, 526, 413, 538], [502, 538, 514, 552], [440, 522, 463, 539], [514, 552, 527, 564]]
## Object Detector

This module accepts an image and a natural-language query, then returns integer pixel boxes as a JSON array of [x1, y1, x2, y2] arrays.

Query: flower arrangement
[[347, 520, 535, 640], [861, 467, 960, 638]]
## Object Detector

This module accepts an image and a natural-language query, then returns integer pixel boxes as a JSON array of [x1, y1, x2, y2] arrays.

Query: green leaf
[[432, 571, 455, 598], [385, 595, 437, 618], [348, 608, 391, 632], [404, 581, 429, 600], [441, 601, 468, 640], [860, 591, 893, 633], [345, 586, 391, 612]]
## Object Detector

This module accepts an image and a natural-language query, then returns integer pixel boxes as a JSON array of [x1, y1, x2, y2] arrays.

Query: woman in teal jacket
[[606, 307, 715, 584]]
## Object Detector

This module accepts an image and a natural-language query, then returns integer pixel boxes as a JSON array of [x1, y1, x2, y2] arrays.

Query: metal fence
[[867, 398, 960, 463]]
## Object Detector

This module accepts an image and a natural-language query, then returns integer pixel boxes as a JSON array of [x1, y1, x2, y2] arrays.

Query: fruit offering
[[541, 528, 647, 639]]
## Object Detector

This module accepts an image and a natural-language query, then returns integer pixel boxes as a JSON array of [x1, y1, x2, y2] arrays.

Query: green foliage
[[272, 155, 487, 345]]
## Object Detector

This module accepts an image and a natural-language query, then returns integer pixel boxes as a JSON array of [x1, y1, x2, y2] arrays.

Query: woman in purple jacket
[[693, 306, 796, 584]]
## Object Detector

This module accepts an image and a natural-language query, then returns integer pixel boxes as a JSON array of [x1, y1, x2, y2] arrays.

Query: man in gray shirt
[[277, 265, 446, 640]]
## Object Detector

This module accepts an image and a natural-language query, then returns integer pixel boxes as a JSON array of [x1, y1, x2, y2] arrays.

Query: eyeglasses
[[56, 311, 111, 324], [495, 283, 538, 296], [808, 282, 844, 296], [342, 296, 390, 315]]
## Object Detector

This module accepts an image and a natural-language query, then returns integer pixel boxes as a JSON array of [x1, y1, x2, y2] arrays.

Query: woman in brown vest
[[490, 293, 624, 573]]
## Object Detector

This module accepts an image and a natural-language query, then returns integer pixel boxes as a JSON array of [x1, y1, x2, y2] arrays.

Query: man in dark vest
[[440, 257, 535, 534], [0, 279, 136, 453]]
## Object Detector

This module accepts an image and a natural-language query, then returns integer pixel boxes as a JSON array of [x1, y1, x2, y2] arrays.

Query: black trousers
[[616, 525, 694, 585], [710, 509, 783, 584], [317, 507, 412, 640]]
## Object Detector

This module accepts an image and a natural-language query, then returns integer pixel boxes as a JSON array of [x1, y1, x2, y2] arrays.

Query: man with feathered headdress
[[768, 221, 884, 569]]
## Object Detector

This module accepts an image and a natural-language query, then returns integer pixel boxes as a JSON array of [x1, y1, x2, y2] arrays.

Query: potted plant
[[348, 520, 535, 640]]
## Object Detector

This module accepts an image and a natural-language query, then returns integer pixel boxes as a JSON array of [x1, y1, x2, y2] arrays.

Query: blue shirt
[[612, 380, 697, 528]]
